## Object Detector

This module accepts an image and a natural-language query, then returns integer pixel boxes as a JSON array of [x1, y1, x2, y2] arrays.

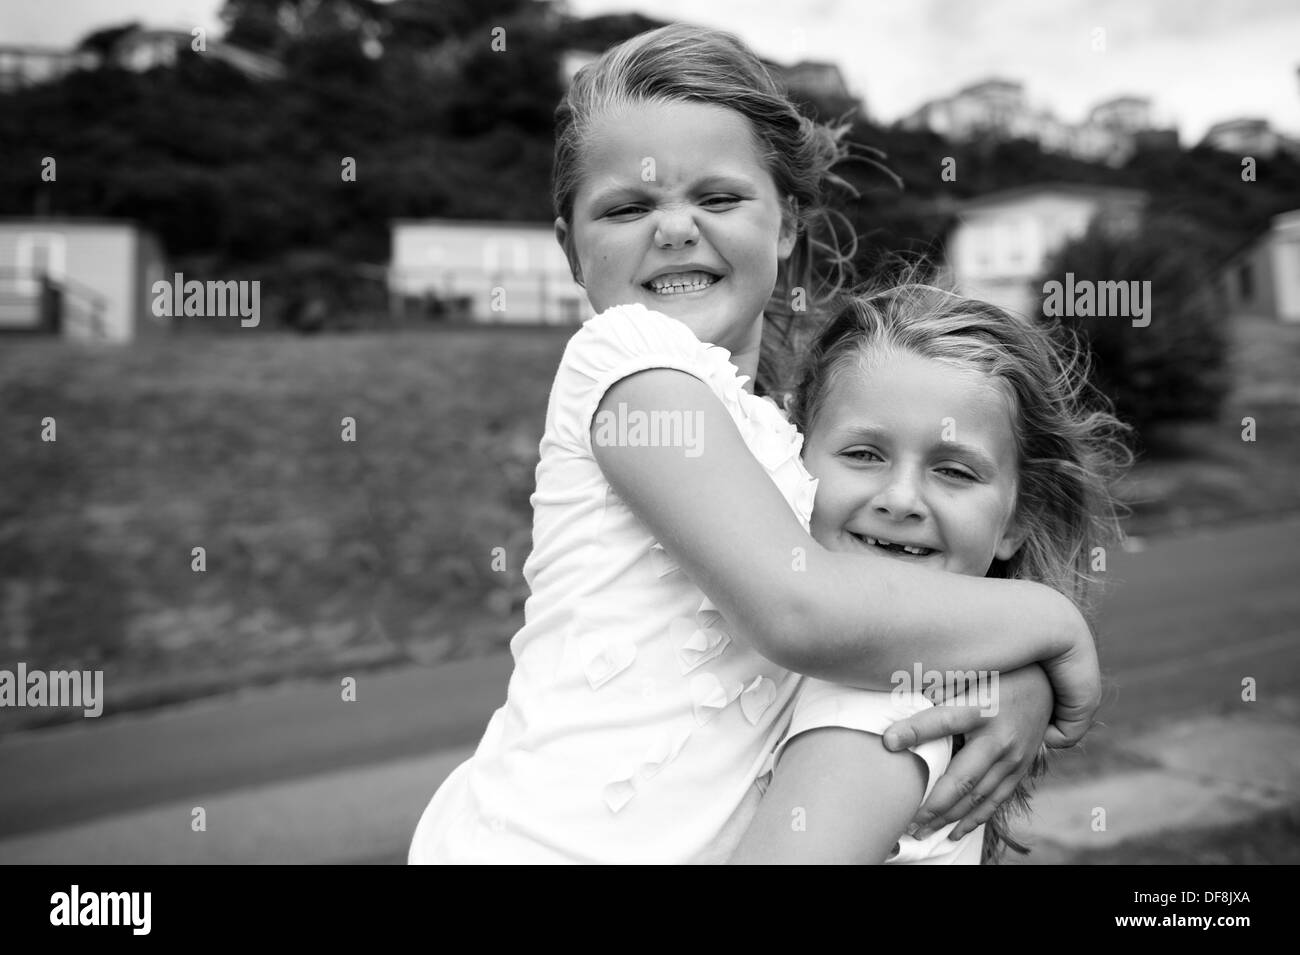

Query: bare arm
[[593, 369, 1099, 738], [728, 728, 924, 864]]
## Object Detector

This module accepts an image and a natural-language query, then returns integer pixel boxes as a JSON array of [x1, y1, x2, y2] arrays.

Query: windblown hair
[[553, 23, 890, 398], [787, 269, 1134, 863]]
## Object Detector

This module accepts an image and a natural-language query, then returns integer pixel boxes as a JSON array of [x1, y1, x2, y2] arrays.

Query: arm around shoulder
[[592, 367, 1090, 693]]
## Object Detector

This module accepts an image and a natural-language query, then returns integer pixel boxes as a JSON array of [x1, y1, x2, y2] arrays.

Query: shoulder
[[550, 304, 742, 452], [561, 304, 720, 382]]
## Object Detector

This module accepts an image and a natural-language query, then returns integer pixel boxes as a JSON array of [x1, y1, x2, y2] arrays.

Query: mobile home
[[0, 218, 168, 342]]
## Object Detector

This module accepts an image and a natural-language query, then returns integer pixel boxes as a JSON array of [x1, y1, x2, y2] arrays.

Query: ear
[[994, 510, 1028, 562], [777, 197, 798, 261], [554, 217, 582, 285]]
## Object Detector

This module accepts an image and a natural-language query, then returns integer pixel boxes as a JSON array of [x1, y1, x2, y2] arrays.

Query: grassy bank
[[1, 326, 570, 725]]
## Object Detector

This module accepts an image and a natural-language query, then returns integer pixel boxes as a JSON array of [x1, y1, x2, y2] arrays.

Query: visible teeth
[[648, 270, 719, 293], [857, 534, 930, 556]]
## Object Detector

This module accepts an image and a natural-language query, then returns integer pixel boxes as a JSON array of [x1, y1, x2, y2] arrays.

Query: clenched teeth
[[645, 270, 720, 293]]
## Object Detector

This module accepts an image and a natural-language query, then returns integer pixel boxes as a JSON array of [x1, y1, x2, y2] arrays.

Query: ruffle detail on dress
[[690, 672, 744, 726], [739, 675, 777, 725], [603, 722, 695, 813], [671, 617, 731, 674], [602, 777, 637, 814], [578, 633, 637, 690]]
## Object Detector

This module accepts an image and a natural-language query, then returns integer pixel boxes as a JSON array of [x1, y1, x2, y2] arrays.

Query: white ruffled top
[[409, 303, 819, 864]]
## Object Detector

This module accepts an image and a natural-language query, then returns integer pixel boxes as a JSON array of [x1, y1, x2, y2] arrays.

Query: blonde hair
[[553, 23, 889, 397], [789, 272, 1133, 862]]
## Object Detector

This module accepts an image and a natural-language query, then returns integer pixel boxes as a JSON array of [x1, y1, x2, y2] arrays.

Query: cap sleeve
[[551, 303, 736, 455], [773, 682, 953, 806]]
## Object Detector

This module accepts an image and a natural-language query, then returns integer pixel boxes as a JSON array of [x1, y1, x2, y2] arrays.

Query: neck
[[728, 314, 763, 394]]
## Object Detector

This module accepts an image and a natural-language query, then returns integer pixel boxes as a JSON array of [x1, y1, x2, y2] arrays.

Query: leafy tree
[[1038, 216, 1230, 438]]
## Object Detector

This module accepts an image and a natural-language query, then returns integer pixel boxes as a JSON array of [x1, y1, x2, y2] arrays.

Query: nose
[[654, 207, 699, 249], [871, 467, 927, 522]]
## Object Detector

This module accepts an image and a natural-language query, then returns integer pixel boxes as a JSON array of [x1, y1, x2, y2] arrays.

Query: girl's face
[[802, 347, 1026, 577], [555, 99, 797, 354]]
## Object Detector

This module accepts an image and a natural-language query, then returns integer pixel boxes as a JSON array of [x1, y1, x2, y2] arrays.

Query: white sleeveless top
[[408, 304, 819, 863]]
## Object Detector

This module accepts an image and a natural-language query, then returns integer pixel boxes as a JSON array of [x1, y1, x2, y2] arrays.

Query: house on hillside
[[0, 27, 283, 91], [0, 45, 98, 91], [108, 28, 285, 80], [1073, 95, 1157, 166], [901, 82, 1176, 167], [1089, 95, 1153, 133], [0, 219, 168, 342], [1200, 118, 1284, 158], [389, 219, 590, 325], [1219, 210, 1300, 323], [901, 79, 1033, 141], [940, 183, 1148, 319]]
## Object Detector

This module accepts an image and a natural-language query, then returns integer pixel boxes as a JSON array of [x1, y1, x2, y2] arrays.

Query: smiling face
[[802, 346, 1026, 577], [555, 99, 797, 357]]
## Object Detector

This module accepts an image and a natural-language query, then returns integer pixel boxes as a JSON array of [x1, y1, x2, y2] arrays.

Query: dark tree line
[[2, 0, 1297, 281]]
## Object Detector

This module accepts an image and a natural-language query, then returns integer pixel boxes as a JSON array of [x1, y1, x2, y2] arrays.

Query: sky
[[6, 0, 1299, 142]]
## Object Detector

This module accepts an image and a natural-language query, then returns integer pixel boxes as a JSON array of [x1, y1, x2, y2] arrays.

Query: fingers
[[882, 705, 983, 752], [1045, 713, 1094, 749], [927, 756, 1018, 839], [1044, 638, 1102, 738], [948, 774, 1024, 840], [907, 734, 1004, 837]]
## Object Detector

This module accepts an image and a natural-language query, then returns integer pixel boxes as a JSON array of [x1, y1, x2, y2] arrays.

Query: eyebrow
[[834, 425, 1001, 473], [587, 174, 756, 209]]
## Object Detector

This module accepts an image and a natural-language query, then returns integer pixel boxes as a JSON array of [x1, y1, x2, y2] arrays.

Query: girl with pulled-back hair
[[410, 24, 1102, 864]]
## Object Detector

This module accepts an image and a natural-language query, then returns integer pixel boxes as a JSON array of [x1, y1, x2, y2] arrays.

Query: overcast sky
[[7, 0, 1298, 142]]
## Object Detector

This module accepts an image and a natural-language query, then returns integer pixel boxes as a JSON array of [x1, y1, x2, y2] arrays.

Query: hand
[[1040, 600, 1102, 748], [882, 664, 1053, 840]]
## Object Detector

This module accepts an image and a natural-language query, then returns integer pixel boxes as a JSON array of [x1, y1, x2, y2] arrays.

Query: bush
[[1038, 216, 1230, 438]]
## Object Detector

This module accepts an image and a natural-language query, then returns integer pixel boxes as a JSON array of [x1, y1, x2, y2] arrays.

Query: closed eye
[[937, 466, 978, 481], [605, 196, 741, 217]]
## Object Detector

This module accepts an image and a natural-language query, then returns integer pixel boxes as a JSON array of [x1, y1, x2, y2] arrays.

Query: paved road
[[2, 513, 1297, 862]]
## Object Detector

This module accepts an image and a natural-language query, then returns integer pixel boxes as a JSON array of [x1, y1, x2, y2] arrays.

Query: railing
[[0, 268, 109, 339], [0, 267, 39, 330], [388, 266, 590, 325]]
